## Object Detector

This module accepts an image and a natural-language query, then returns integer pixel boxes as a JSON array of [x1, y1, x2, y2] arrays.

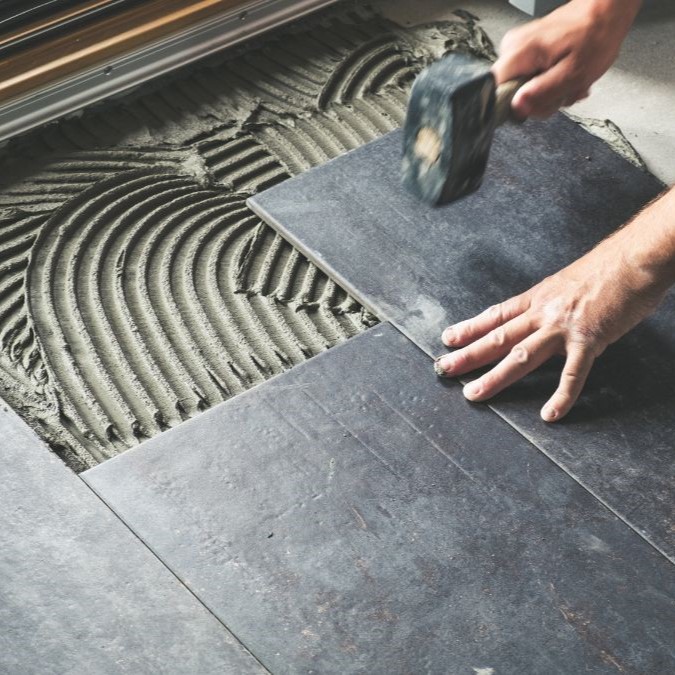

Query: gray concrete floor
[[377, 0, 675, 184]]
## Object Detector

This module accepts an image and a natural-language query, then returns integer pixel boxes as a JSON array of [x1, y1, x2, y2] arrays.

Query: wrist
[[581, 0, 643, 31]]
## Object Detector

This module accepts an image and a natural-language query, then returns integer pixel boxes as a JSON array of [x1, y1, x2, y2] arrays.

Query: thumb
[[511, 56, 575, 118]]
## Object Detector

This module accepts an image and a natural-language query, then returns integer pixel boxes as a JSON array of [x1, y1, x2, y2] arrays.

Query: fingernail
[[434, 355, 454, 377], [463, 381, 481, 400], [542, 405, 558, 422], [442, 327, 456, 346]]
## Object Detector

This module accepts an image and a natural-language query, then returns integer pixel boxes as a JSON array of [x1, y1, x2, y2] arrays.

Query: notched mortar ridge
[[0, 8, 497, 470]]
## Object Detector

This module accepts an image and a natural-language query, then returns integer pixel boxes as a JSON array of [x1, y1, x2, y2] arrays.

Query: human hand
[[493, 0, 642, 119], [434, 209, 674, 421]]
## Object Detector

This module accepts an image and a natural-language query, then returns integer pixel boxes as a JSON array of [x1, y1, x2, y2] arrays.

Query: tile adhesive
[[0, 7, 495, 470], [0, 7, 641, 470]]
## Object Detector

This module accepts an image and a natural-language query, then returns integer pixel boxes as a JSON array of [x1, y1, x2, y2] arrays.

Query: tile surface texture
[[0, 404, 263, 674], [248, 116, 663, 359], [248, 116, 675, 559], [85, 325, 675, 674]]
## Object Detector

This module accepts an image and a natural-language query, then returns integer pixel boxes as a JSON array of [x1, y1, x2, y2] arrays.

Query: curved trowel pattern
[[0, 9, 495, 468]]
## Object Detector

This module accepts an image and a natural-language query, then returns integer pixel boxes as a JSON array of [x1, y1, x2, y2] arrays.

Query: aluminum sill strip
[[0, 0, 339, 144]]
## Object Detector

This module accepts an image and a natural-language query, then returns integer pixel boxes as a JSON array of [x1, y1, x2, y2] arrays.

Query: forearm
[[611, 185, 675, 292]]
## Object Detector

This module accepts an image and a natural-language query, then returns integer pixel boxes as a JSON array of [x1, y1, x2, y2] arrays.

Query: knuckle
[[511, 344, 530, 364], [564, 56, 582, 78], [571, 326, 601, 347], [578, 340, 605, 359], [518, 88, 535, 106], [500, 27, 526, 52], [531, 43, 550, 71], [452, 351, 466, 369], [491, 326, 507, 347], [488, 303, 504, 324], [478, 374, 493, 392], [453, 326, 468, 344], [562, 369, 582, 383], [443, 325, 459, 345]]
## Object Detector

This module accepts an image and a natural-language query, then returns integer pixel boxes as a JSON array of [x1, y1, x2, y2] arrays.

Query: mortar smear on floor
[[0, 8, 495, 471]]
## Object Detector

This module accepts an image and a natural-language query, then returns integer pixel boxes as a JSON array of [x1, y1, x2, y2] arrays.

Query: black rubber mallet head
[[402, 52, 522, 206]]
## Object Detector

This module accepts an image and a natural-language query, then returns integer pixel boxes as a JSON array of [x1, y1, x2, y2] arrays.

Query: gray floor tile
[[84, 325, 675, 674], [247, 116, 675, 559], [0, 404, 264, 674], [248, 116, 663, 359]]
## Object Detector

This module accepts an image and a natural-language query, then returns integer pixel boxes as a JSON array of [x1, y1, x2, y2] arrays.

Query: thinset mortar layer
[[0, 8, 496, 470]]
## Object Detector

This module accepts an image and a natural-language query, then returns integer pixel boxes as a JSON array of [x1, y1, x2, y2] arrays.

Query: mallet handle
[[495, 78, 526, 126]]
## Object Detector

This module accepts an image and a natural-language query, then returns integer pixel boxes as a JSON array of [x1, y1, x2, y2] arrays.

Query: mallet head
[[402, 53, 501, 206]]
